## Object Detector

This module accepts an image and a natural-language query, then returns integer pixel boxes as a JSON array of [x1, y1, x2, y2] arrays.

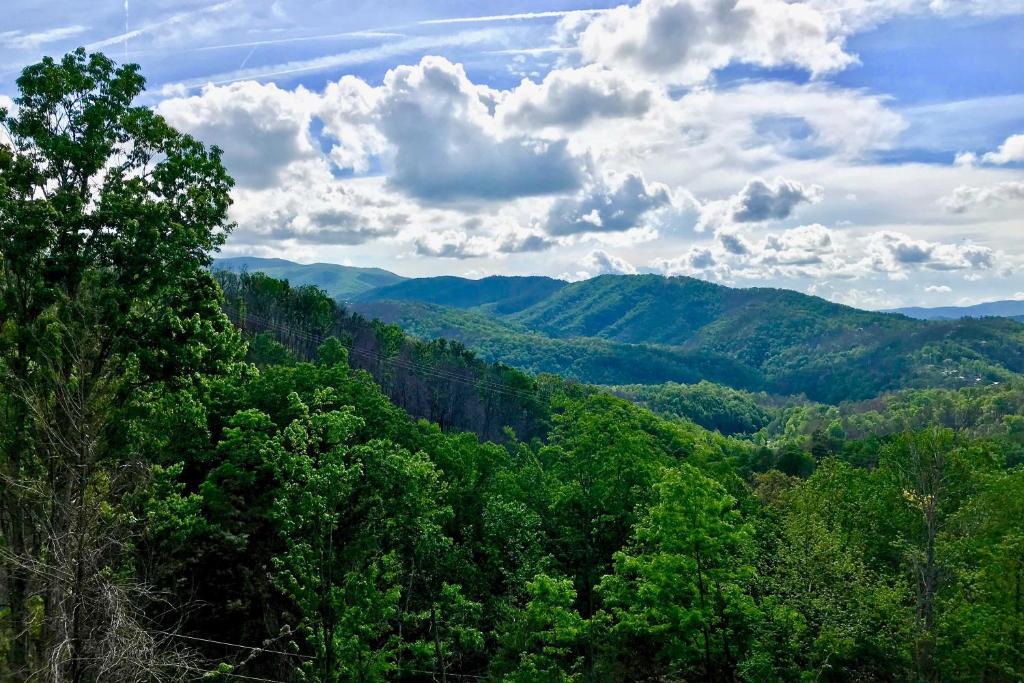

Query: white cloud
[[651, 223, 1004, 287], [583, 249, 638, 275], [759, 223, 836, 266], [497, 228, 555, 254], [732, 177, 824, 222], [157, 81, 320, 189], [865, 231, 995, 272], [375, 56, 586, 202], [697, 176, 824, 231], [544, 171, 673, 236], [926, 0, 1024, 17], [567, 0, 855, 85], [953, 151, 977, 167], [805, 0, 1024, 33], [412, 229, 493, 259], [924, 284, 952, 293], [162, 28, 504, 91], [499, 65, 654, 130], [940, 181, 1024, 213], [651, 245, 727, 279], [229, 171, 410, 247], [981, 133, 1024, 165], [319, 76, 385, 174], [0, 25, 87, 50]]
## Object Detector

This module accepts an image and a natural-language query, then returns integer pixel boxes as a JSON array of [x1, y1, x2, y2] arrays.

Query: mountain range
[[213, 256, 404, 299], [216, 257, 1024, 403], [888, 299, 1024, 321]]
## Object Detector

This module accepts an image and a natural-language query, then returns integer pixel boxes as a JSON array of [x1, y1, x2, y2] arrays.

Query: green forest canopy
[[1, 50, 1023, 682]]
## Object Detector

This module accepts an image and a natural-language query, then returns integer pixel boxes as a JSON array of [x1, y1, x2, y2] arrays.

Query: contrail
[[238, 45, 256, 70], [161, 28, 500, 91], [192, 30, 404, 52], [123, 0, 129, 59], [417, 9, 605, 25], [87, 0, 238, 51]]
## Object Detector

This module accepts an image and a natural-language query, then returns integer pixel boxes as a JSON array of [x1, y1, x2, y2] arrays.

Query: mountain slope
[[353, 299, 763, 388], [359, 272, 1024, 402], [357, 274, 567, 314], [888, 299, 1024, 320], [213, 256, 404, 300]]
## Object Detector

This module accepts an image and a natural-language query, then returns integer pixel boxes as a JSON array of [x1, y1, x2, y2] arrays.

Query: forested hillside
[[361, 275, 567, 314], [214, 256, 405, 300], [354, 274, 1024, 402], [3, 50, 1024, 683]]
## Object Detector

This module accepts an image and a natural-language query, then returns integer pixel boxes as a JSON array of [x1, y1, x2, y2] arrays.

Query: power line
[[157, 629, 488, 681], [203, 671, 290, 683], [154, 630, 313, 660]]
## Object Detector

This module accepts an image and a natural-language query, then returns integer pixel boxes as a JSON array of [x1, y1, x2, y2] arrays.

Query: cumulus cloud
[[651, 245, 724, 279], [718, 231, 751, 255], [939, 181, 1024, 213], [759, 223, 836, 266], [583, 249, 638, 275], [953, 151, 977, 167], [865, 232, 995, 272], [496, 229, 555, 254], [375, 56, 586, 202], [924, 284, 952, 293], [229, 171, 408, 247], [652, 223, 1003, 287], [545, 172, 673, 236], [981, 133, 1024, 165], [732, 177, 825, 222], [412, 230, 493, 259], [697, 176, 824, 231], [157, 81, 320, 189], [567, 0, 855, 85], [499, 66, 654, 130], [319, 76, 386, 174]]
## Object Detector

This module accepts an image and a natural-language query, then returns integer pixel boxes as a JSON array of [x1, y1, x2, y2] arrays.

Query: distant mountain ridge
[[218, 258, 1024, 403], [887, 299, 1024, 321], [213, 257, 405, 300], [359, 275, 567, 314], [355, 273, 1024, 402]]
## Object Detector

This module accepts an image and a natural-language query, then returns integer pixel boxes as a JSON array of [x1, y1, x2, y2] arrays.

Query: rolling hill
[[213, 256, 405, 300], [888, 299, 1024, 320], [219, 259, 1024, 402], [356, 273, 1024, 402], [356, 274, 567, 314]]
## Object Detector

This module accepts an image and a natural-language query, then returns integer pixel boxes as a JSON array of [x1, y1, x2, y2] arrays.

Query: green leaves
[[598, 464, 757, 680]]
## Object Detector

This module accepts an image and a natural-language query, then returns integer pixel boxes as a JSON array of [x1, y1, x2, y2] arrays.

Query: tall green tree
[[0, 49, 238, 680], [938, 468, 1024, 680], [598, 464, 758, 682]]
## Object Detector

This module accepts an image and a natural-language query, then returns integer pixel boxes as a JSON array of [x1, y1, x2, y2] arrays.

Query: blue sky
[[3, 0, 1024, 308]]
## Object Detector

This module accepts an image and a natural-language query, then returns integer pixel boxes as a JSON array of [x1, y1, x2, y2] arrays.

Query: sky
[[3, 0, 1024, 309]]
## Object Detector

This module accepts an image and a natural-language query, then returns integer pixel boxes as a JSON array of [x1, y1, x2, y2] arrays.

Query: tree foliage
[[1, 51, 1023, 683]]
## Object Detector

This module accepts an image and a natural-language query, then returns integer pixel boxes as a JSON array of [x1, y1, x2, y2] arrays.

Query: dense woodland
[[2, 51, 1024, 683], [353, 272, 1024, 403]]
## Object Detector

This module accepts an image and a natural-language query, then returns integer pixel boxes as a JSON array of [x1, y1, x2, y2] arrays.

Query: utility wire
[[154, 630, 313, 660], [158, 630, 488, 681]]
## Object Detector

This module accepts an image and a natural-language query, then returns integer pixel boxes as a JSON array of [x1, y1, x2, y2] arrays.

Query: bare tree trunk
[[1, 311, 203, 682]]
